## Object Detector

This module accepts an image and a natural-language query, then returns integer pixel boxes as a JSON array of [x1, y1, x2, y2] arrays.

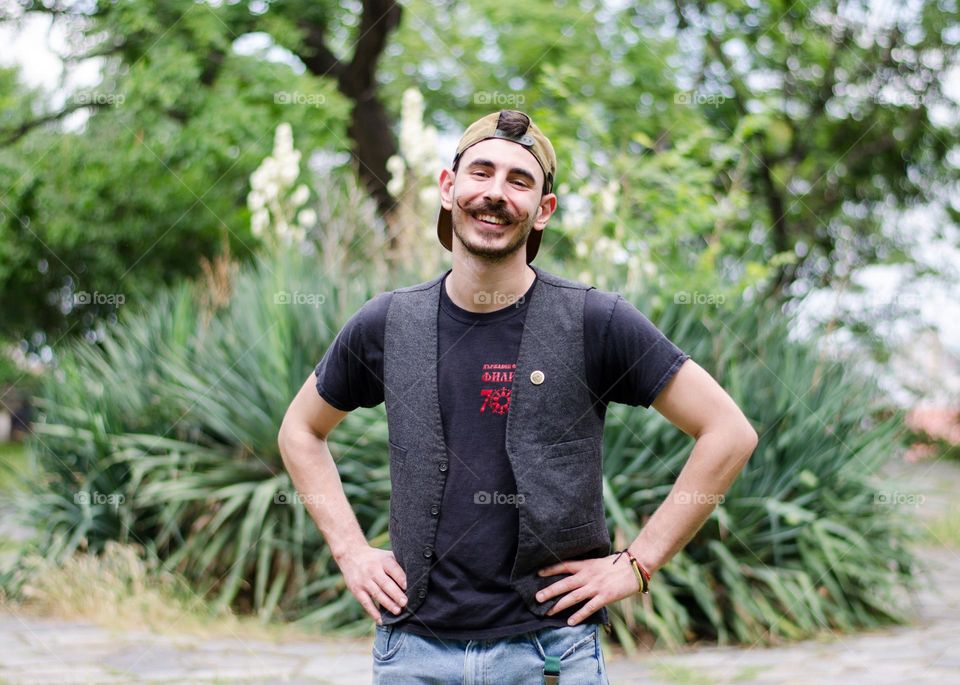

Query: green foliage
[[7, 246, 387, 629], [4, 0, 957, 368], [5, 235, 920, 645], [0, 441, 27, 495], [383, 0, 958, 298], [601, 291, 917, 647], [0, 0, 945, 647], [0, 5, 349, 342]]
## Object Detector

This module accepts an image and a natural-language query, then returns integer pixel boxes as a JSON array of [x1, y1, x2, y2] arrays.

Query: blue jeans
[[371, 621, 610, 684]]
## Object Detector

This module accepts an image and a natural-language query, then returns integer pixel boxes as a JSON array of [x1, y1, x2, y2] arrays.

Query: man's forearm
[[629, 428, 756, 576], [278, 427, 368, 563]]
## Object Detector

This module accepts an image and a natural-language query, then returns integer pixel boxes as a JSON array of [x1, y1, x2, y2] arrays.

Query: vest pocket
[[523, 438, 607, 554], [556, 519, 607, 543], [541, 435, 599, 461], [388, 439, 407, 472]]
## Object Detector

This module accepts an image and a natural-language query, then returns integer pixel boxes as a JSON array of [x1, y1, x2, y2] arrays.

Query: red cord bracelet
[[613, 548, 651, 594]]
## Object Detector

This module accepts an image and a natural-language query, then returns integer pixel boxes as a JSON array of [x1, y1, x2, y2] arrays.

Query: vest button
[[438, 461, 448, 472], [417, 587, 427, 599], [430, 504, 440, 515], [530, 369, 545, 385], [423, 546, 433, 558]]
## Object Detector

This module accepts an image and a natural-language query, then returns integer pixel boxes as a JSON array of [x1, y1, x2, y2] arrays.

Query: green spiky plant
[[4, 233, 919, 646], [599, 296, 917, 650]]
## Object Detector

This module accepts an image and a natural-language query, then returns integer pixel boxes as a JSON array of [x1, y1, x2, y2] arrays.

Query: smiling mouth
[[472, 212, 511, 228]]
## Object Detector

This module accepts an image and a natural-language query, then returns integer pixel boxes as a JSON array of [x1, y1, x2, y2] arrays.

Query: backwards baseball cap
[[437, 110, 557, 264]]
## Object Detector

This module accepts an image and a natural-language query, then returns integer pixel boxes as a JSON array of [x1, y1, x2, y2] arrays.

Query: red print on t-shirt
[[480, 362, 515, 416]]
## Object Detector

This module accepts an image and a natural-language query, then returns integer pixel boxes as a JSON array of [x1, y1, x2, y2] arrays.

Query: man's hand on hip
[[338, 545, 408, 624], [535, 554, 643, 626]]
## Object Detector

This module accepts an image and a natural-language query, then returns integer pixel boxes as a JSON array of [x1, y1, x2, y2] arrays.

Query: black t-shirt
[[314, 269, 690, 640]]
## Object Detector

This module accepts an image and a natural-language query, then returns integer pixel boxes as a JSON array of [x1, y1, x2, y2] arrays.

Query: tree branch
[[0, 102, 101, 146], [295, 0, 403, 220], [340, 0, 402, 98], [296, 19, 344, 78]]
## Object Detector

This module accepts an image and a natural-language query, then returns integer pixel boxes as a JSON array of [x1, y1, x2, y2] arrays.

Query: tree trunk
[[298, 0, 403, 248]]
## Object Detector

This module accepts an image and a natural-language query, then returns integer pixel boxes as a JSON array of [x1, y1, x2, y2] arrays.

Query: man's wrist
[[625, 548, 651, 593], [613, 547, 652, 594], [331, 536, 368, 564], [626, 546, 657, 579]]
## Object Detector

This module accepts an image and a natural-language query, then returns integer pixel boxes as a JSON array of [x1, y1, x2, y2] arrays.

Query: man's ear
[[439, 168, 455, 211], [533, 192, 558, 229]]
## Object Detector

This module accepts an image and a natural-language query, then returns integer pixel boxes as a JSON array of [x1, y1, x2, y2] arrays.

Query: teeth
[[476, 214, 507, 225]]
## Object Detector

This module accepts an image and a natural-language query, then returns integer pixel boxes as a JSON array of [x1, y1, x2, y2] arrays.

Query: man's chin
[[458, 234, 528, 261]]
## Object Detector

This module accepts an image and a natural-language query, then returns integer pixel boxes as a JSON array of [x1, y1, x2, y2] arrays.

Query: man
[[278, 110, 758, 684]]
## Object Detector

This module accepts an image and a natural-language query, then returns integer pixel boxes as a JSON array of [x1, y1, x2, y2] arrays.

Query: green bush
[[5, 245, 919, 646], [600, 295, 916, 649]]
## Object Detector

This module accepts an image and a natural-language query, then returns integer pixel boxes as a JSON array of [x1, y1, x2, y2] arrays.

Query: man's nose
[[483, 174, 508, 203]]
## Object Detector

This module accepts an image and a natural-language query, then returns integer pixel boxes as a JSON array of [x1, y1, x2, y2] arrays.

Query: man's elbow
[[277, 421, 291, 464], [735, 422, 759, 461], [277, 416, 302, 466]]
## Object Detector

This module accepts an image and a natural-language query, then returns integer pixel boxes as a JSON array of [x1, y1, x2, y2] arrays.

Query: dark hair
[[452, 110, 548, 193], [494, 110, 532, 138]]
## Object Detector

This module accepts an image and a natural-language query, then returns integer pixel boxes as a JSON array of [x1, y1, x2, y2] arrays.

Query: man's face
[[439, 138, 557, 263]]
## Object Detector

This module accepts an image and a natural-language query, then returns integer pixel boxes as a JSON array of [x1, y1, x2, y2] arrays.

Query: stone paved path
[[1, 457, 957, 684]]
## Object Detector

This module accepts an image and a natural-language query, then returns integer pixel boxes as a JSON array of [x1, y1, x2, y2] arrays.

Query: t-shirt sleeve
[[587, 290, 690, 408], [313, 292, 391, 411]]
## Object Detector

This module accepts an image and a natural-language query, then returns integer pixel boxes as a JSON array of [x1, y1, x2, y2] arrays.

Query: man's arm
[[535, 358, 758, 624], [631, 358, 758, 575], [278, 373, 407, 624]]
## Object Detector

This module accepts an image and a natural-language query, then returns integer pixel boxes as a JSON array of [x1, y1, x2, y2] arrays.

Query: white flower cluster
[[247, 122, 316, 245], [386, 88, 442, 205]]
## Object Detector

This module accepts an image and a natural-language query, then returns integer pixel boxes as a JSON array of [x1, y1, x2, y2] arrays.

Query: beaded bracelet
[[613, 548, 651, 594]]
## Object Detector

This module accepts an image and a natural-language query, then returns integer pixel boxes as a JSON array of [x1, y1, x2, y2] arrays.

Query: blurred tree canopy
[[1, 0, 957, 352]]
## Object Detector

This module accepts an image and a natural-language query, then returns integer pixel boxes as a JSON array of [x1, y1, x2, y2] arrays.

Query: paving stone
[[0, 664, 128, 684]]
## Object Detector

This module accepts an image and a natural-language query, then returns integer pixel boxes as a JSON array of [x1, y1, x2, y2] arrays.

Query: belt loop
[[543, 654, 561, 685]]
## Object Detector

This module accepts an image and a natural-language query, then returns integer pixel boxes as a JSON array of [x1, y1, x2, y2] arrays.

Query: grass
[[2, 541, 356, 645], [646, 663, 768, 684], [924, 505, 960, 549], [650, 663, 716, 685], [732, 666, 768, 681], [0, 441, 27, 495]]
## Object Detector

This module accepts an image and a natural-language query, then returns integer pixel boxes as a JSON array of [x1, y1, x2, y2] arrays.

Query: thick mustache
[[459, 199, 515, 223]]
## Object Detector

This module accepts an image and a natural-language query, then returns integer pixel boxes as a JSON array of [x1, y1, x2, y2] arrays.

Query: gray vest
[[381, 264, 611, 628]]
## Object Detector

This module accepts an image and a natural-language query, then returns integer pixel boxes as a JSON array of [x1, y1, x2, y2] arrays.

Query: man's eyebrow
[[466, 158, 537, 184]]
